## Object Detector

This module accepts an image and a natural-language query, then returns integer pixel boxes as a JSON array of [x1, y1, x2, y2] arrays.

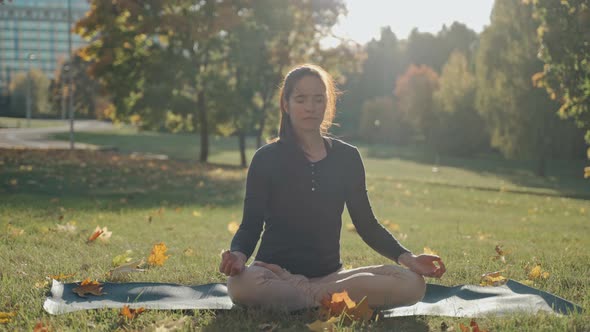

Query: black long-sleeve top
[[230, 137, 410, 278]]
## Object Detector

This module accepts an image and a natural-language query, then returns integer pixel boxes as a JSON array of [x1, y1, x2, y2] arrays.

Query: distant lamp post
[[61, 63, 70, 120], [26, 53, 37, 128]]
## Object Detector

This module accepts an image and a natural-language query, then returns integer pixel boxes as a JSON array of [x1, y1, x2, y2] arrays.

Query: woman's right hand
[[219, 250, 247, 276]]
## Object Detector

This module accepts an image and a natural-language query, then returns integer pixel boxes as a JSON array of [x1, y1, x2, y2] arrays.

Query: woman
[[219, 64, 446, 311]]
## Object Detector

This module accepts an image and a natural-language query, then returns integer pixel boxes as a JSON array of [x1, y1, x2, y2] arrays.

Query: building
[[0, 0, 89, 105]]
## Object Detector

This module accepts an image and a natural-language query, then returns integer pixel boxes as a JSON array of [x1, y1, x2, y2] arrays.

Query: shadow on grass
[[202, 307, 429, 331], [0, 149, 246, 211], [363, 143, 590, 200]]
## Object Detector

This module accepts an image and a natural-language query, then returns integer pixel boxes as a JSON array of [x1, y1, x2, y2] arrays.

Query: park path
[[0, 120, 114, 149]]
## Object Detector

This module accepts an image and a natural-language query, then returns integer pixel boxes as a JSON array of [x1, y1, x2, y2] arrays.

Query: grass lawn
[[1, 131, 589, 331], [0, 117, 71, 129]]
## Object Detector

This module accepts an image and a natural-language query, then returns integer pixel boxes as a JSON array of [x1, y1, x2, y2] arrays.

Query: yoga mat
[[44, 279, 582, 317]]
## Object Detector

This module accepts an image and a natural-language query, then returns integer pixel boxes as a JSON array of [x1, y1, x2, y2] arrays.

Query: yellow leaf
[[112, 250, 134, 267], [227, 221, 239, 235], [192, 210, 202, 217], [183, 247, 195, 256], [148, 242, 169, 266], [0, 311, 16, 324], [48, 272, 76, 281], [345, 223, 357, 233], [423, 247, 438, 256], [527, 264, 550, 280], [480, 271, 508, 286], [584, 166, 590, 179], [306, 317, 339, 332]]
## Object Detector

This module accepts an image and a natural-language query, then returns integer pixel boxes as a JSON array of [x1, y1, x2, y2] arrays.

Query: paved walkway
[[0, 120, 114, 149]]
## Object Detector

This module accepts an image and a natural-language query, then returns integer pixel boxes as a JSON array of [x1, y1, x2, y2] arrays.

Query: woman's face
[[285, 75, 327, 134]]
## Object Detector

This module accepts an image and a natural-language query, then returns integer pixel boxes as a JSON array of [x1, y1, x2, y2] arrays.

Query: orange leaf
[[120, 305, 145, 319], [33, 321, 50, 332], [87, 228, 103, 243], [48, 273, 76, 281], [348, 297, 374, 321], [148, 242, 169, 266], [459, 322, 470, 332], [72, 278, 105, 297]]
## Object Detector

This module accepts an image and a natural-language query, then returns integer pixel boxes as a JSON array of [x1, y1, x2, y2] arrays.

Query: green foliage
[[359, 96, 412, 145], [528, 0, 590, 144], [8, 69, 51, 117], [475, 0, 585, 171], [395, 65, 439, 145], [433, 52, 487, 156]]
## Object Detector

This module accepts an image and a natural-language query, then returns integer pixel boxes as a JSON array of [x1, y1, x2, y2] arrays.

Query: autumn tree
[[433, 51, 487, 156], [75, 0, 246, 162], [394, 64, 439, 146], [476, 0, 585, 176], [528, 0, 590, 156]]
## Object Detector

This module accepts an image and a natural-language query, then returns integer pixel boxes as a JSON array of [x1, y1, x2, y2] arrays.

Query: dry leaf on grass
[[120, 305, 145, 319], [48, 273, 76, 281], [527, 264, 550, 280], [108, 259, 146, 280], [148, 242, 169, 266], [459, 319, 488, 332], [480, 271, 507, 286], [319, 291, 374, 324], [147, 316, 189, 331], [33, 321, 51, 332], [56, 221, 77, 233], [423, 247, 438, 256], [0, 311, 16, 324], [72, 278, 105, 297]]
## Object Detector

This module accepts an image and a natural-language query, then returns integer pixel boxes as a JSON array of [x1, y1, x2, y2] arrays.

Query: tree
[[528, 0, 590, 149], [359, 96, 412, 145], [394, 64, 439, 145], [8, 69, 51, 118], [433, 51, 487, 156], [76, 0, 246, 162], [476, 0, 585, 176]]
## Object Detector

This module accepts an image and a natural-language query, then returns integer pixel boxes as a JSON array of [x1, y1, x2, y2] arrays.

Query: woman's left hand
[[398, 253, 446, 278]]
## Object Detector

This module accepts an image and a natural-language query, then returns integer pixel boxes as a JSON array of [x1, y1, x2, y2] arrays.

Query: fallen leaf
[[227, 221, 239, 235], [192, 210, 202, 217], [480, 271, 507, 286], [423, 247, 438, 256], [108, 259, 146, 280], [527, 264, 550, 280], [120, 305, 145, 319], [183, 247, 195, 256], [0, 311, 16, 324], [33, 321, 50, 332], [148, 242, 169, 266], [72, 278, 105, 297], [492, 245, 509, 263], [48, 272, 76, 281], [112, 250, 134, 267], [584, 166, 590, 179], [321, 291, 356, 316], [306, 317, 339, 332], [87, 228, 104, 243]]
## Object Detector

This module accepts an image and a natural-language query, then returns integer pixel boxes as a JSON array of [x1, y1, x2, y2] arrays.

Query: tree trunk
[[198, 89, 208, 163], [238, 131, 247, 168]]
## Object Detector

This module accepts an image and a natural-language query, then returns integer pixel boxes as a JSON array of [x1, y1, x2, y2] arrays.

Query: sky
[[323, 0, 495, 46]]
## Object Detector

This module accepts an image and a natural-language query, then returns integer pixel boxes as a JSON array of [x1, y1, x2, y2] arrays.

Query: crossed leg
[[227, 262, 426, 311]]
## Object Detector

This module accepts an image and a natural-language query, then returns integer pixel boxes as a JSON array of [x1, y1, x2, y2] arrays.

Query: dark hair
[[276, 64, 338, 143]]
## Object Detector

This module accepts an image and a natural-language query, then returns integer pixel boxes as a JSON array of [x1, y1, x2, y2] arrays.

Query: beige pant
[[227, 262, 426, 312]]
